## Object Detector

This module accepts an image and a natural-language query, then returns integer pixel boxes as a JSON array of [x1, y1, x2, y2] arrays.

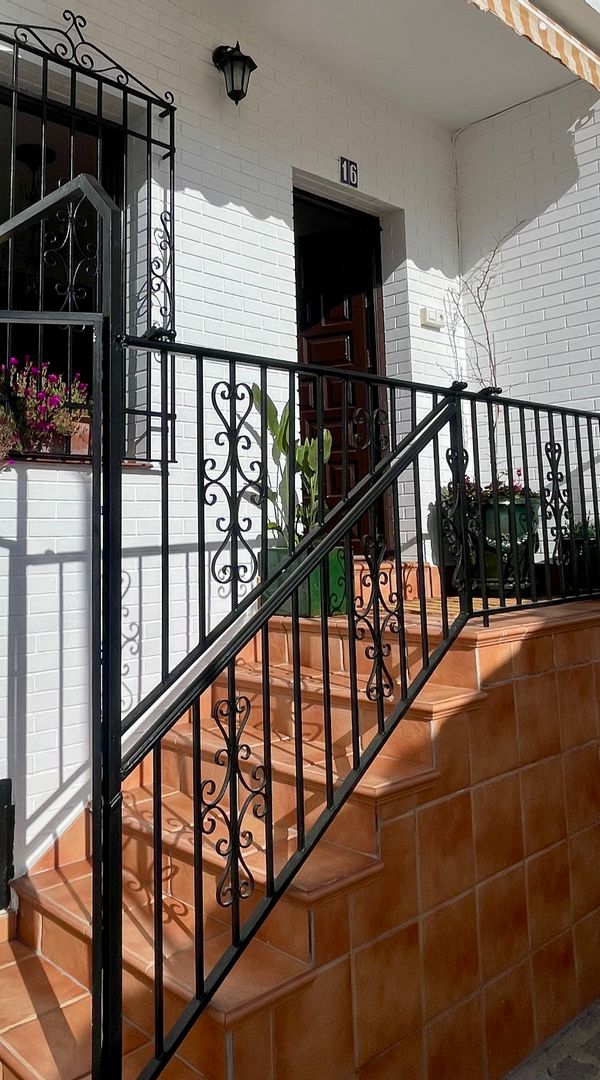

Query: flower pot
[[263, 545, 347, 617], [478, 496, 540, 594], [564, 537, 600, 593], [69, 416, 91, 455]]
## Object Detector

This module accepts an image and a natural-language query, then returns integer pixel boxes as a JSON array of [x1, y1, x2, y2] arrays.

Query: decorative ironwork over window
[[0, 10, 176, 460]]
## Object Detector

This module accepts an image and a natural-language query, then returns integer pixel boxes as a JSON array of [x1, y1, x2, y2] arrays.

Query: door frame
[[293, 187, 393, 549]]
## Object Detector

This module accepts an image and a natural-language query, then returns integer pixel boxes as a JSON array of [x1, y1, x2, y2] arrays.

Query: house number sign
[[340, 157, 359, 188]]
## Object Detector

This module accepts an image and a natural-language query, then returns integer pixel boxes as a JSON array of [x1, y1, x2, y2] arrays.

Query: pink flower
[[47, 374, 58, 384], [23, 388, 31, 398], [9, 357, 18, 366], [30, 366, 38, 375], [36, 391, 46, 400], [48, 395, 62, 408]]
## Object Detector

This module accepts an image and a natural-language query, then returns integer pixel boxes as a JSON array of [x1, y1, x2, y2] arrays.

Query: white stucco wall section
[[455, 78, 600, 407]]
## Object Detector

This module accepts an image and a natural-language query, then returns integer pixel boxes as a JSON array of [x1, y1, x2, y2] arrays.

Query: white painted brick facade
[[0, 0, 463, 873]]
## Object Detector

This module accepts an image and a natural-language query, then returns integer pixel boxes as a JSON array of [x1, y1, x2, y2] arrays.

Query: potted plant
[[440, 469, 540, 596], [1, 357, 90, 458], [567, 517, 600, 592], [249, 384, 347, 617]]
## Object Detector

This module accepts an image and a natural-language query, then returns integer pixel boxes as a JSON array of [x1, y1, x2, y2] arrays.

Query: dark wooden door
[[295, 193, 384, 544]]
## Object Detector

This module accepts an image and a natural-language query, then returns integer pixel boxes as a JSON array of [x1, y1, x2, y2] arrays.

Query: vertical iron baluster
[[534, 410, 552, 599], [169, 107, 176, 338], [287, 368, 296, 557], [561, 412, 578, 594], [260, 622, 275, 896], [548, 412, 567, 596], [6, 45, 17, 359], [341, 379, 349, 501], [574, 416, 591, 593], [152, 746, 164, 1057], [470, 399, 489, 617], [389, 388, 408, 698], [67, 68, 76, 390], [260, 365, 269, 590], [410, 391, 429, 663], [191, 699, 205, 998], [432, 391, 449, 640], [316, 375, 325, 527], [318, 552, 334, 807], [229, 359, 239, 612], [227, 661, 241, 945], [90, 326, 103, 1080], [503, 404, 522, 605], [37, 58, 48, 368], [196, 354, 205, 646], [145, 95, 152, 458], [587, 416, 600, 588], [291, 582, 305, 850], [486, 399, 505, 608], [343, 530, 361, 769], [160, 346, 169, 680], [518, 407, 538, 604]]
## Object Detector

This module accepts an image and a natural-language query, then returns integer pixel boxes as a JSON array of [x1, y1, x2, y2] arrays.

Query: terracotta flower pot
[[69, 416, 91, 455]]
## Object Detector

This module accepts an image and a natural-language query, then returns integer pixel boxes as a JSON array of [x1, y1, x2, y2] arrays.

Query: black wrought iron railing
[[91, 334, 600, 1078]]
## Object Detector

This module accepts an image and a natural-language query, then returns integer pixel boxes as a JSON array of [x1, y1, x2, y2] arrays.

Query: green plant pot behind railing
[[249, 384, 347, 618], [263, 544, 347, 617], [477, 495, 540, 594]]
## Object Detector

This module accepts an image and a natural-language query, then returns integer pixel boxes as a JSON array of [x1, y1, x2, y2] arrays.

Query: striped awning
[[466, 0, 600, 92]]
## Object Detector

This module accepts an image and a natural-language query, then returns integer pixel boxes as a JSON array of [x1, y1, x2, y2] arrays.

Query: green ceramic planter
[[478, 496, 540, 593], [263, 545, 347, 617]]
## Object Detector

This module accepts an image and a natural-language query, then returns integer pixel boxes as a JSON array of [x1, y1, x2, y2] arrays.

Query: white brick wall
[[0, 0, 464, 872], [456, 78, 600, 408]]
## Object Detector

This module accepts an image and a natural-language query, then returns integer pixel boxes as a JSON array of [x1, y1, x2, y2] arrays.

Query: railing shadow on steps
[[102, 335, 600, 1078]]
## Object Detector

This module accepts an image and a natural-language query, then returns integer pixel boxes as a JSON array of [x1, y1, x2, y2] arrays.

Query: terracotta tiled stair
[[0, 603, 488, 1079], [5, 601, 599, 1078]]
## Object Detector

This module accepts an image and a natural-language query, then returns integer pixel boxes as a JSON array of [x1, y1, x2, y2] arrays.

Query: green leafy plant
[[250, 383, 332, 547], [573, 516, 597, 541]]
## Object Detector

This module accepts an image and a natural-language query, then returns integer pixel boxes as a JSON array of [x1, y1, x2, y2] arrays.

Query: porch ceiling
[[220, 0, 576, 128]]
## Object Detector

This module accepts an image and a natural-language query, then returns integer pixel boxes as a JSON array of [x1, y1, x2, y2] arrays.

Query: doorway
[[293, 189, 386, 544]]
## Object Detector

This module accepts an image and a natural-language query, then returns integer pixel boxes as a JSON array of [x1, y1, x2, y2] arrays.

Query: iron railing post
[[98, 201, 125, 1078], [449, 391, 473, 618]]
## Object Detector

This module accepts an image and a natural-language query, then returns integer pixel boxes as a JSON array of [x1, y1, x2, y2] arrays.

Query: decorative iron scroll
[[354, 532, 405, 702], [201, 694, 267, 908], [543, 441, 571, 566], [440, 446, 470, 594], [350, 406, 390, 453], [0, 10, 174, 105], [121, 570, 140, 713], [43, 196, 98, 312], [205, 381, 263, 588]]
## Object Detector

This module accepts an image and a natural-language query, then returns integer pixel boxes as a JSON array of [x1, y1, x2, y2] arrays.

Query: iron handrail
[[121, 396, 458, 776], [119, 332, 600, 422]]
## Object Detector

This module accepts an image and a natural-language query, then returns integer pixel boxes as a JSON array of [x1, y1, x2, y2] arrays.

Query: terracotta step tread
[[163, 725, 440, 801], [214, 659, 485, 716], [120, 787, 383, 900], [0, 947, 194, 1080], [13, 868, 312, 1024]]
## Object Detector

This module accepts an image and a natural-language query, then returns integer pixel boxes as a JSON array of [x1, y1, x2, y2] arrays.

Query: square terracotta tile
[[469, 684, 519, 784], [353, 923, 421, 1066], [357, 1033, 424, 1080], [574, 907, 600, 1008], [569, 823, 600, 920], [0, 955, 87, 1034], [526, 841, 572, 948], [230, 1009, 273, 1080], [564, 743, 600, 834], [425, 995, 484, 1080], [512, 634, 554, 677], [484, 961, 535, 1080], [478, 866, 529, 981], [273, 959, 354, 1080], [521, 757, 567, 856], [423, 893, 479, 1020], [312, 892, 350, 967], [515, 672, 561, 765], [350, 815, 417, 948], [557, 665, 598, 749], [554, 627, 595, 669], [532, 930, 578, 1043], [417, 792, 475, 911], [426, 712, 471, 800], [478, 642, 513, 687], [473, 773, 523, 881]]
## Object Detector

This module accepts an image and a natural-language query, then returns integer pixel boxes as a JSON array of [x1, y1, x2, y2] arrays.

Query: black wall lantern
[[212, 42, 257, 105]]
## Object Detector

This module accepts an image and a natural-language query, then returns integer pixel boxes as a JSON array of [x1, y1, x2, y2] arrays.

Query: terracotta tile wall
[[234, 616, 600, 1080]]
